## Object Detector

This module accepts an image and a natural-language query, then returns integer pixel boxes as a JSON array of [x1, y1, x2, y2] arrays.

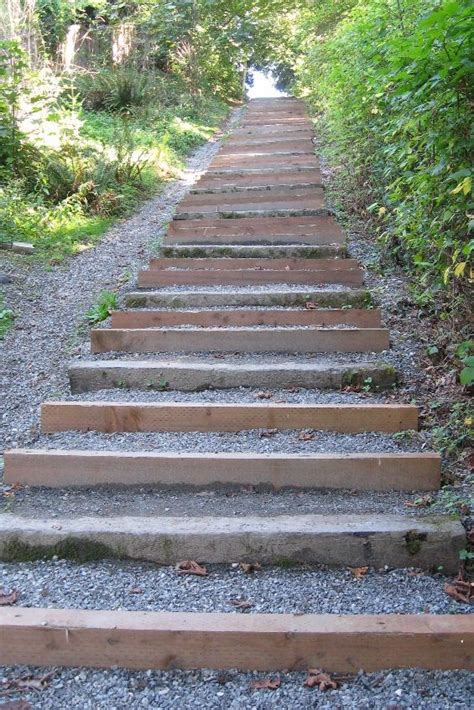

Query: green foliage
[[457, 341, 474, 387], [294, 0, 473, 303], [0, 292, 14, 339], [85, 290, 118, 325]]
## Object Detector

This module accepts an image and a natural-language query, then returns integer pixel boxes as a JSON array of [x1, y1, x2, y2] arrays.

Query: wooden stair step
[[205, 164, 321, 175], [137, 268, 363, 288], [4, 449, 440, 490], [68, 358, 397, 393], [164, 215, 344, 245], [125, 288, 370, 308], [174, 197, 328, 221], [148, 257, 357, 271], [226, 131, 314, 145], [209, 154, 318, 169], [90, 327, 390, 354], [110, 307, 382, 329], [1, 608, 471, 672], [0, 513, 463, 571], [191, 171, 322, 193], [218, 140, 314, 155], [181, 187, 324, 207], [41, 401, 417, 433]]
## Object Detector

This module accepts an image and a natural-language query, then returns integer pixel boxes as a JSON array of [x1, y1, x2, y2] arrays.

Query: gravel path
[[1, 560, 471, 615], [1, 665, 472, 709], [0, 107, 242, 452]]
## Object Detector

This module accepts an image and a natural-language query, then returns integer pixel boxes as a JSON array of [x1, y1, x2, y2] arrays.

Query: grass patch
[[0, 292, 14, 339]]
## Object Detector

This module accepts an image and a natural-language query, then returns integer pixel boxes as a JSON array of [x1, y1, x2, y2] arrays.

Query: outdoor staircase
[[1, 98, 472, 673]]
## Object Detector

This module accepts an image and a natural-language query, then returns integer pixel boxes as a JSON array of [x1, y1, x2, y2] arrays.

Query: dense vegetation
[[1, 1, 472, 302], [293, 0, 473, 310]]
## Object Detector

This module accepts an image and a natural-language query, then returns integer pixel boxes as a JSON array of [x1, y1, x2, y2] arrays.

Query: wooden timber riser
[[209, 154, 319, 169], [148, 257, 357, 271], [40, 402, 417, 434], [218, 140, 314, 155], [110, 308, 382, 329], [137, 269, 363, 287], [164, 215, 344, 244], [3, 449, 440, 490], [191, 178, 323, 193], [179, 187, 324, 208], [89, 327, 390, 354], [1, 609, 472, 672]]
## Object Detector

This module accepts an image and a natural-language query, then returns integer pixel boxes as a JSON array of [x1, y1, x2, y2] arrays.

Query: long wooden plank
[[148, 257, 357, 271], [209, 154, 318, 169], [192, 171, 322, 192], [41, 401, 417, 433], [227, 132, 313, 145], [110, 308, 382, 329], [137, 269, 363, 287], [2, 609, 471, 671], [180, 187, 324, 207], [165, 216, 344, 244], [174, 197, 327, 220], [4, 449, 440, 490], [90, 327, 390, 354], [219, 140, 314, 155]]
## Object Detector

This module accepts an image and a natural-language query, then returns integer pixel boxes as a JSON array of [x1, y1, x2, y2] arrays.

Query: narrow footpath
[[0, 98, 472, 708]]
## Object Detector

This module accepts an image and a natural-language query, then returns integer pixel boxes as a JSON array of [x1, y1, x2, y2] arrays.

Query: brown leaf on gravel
[[255, 390, 273, 400], [1, 671, 55, 696], [239, 562, 262, 574], [404, 494, 433, 509], [129, 587, 143, 594], [298, 430, 315, 441], [303, 669, 338, 691], [349, 566, 368, 580], [0, 589, 18, 606], [444, 573, 474, 604], [228, 598, 253, 609], [175, 560, 207, 577], [259, 428, 278, 438], [304, 301, 318, 310], [249, 677, 281, 690]]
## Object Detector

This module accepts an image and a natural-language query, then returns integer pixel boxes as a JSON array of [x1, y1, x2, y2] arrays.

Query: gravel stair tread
[[1, 96, 472, 689]]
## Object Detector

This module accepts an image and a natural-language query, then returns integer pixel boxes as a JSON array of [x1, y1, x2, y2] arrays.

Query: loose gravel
[[0, 107, 242, 452], [0, 563, 471, 708], [1, 560, 471, 615], [0, 666, 472, 709], [2, 485, 439, 519]]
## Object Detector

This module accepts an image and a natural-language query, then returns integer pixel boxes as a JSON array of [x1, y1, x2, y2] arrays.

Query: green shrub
[[85, 290, 118, 325], [295, 0, 473, 304], [75, 68, 157, 113]]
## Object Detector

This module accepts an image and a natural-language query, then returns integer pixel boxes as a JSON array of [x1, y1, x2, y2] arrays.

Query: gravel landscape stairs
[[1, 98, 472, 679]]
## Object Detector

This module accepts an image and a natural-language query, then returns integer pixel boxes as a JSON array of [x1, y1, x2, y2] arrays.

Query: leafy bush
[[295, 0, 473, 303], [75, 67, 156, 113], [85, 290, 118, 325]]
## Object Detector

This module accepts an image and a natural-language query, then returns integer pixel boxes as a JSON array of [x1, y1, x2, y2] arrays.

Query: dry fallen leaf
[[175, 560, 207, 577], [259, 428, 278, 438], [255, 391, 273, 400], [305, 301, 318, 310], [249, 677, 281, 690], [1, 671, 55, 696], [298, 430, 315, 441], [444, 574, 474, 604], [129, 587, 143, 594], [0, 589, 18, 606], [349, 566, 368, 580], [228, 599, 253, 609], [304, 669, 338, 691], [239, 562, 262, 574]]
